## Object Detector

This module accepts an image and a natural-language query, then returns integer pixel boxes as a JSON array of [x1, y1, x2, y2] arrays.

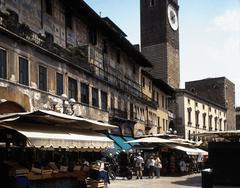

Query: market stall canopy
[[0, 110, 116, 150], [169, 138, 198, 146], [108, 134, 132, 150], [19, 131, 112, 149], [126, 136, 174, 144], [0, 110, 117, 131], [166, 144, 208, 155], [0, 124, 113, 150], [194, 130, 240, 141]]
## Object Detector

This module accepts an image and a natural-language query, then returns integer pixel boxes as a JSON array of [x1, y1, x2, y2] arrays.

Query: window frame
[[81, 82, 89, 105], [66, 9, 73, 29], [101, 90, 108, 111], [142, 76, 145, 88], [19, 56, 29, 86], [45, 0, 52, 15], [92, 87, 99, 107], [38, 65, 48, 91], [0, 48, 7, 79], [56, 72, 63, 96], [68, 77, 78, 101], [149, 0, 155, 7], [89, 27, 97, 45]]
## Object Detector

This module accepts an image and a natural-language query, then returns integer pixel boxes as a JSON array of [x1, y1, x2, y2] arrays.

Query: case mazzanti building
[[0, 0, 174, 137]]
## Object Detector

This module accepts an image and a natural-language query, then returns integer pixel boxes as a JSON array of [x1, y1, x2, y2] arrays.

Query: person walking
[[154, 155, 162, 178], [179, 158, 187, 174], [146, 155, 155, 178], [134, 153, 144, 179]]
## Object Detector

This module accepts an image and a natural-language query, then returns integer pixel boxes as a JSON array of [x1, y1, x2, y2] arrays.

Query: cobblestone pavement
[[108, 173, 201, 188]]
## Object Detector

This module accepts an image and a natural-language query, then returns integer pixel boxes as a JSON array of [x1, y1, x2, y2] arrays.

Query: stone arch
[[0, 85, 31, 111], [0, 100, 26, 113]]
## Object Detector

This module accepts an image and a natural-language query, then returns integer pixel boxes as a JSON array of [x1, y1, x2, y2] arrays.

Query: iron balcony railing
[[109, 108, 128, 120]]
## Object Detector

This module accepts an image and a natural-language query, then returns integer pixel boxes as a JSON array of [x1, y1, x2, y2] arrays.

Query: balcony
[[88, 63, 158, 108], [109, 108, 128, 120]]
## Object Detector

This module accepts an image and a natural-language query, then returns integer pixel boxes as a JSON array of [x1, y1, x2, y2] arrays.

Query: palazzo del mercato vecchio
[[0, 0, 237, 143]]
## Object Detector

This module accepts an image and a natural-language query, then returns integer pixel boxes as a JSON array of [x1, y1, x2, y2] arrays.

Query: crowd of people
[[107, 150, 207, 180], [118, 151, 163, 179]]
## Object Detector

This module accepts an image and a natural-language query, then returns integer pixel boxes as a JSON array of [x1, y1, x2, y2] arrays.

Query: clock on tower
[[140, 0, 180, 88]]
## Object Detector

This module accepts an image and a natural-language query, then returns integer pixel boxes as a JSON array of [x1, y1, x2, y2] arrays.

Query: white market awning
[[0, 109, 116, 150], [126, 136, 174, 144], [0, 110, 117, 131], [0, 124, 113, 150], [167, 144, 208, 155], [19, 130, 113, 149]]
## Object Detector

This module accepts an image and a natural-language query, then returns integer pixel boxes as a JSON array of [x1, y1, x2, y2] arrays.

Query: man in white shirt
[[134, 153, 144, 179]]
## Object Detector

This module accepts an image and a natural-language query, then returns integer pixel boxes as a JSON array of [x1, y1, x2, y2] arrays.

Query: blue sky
[[85, 0, 240, 106]]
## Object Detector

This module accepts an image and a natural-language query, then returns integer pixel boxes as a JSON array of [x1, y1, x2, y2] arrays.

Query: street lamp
[[167, 128, 177, 135], [69, 98, 76, 115], [50, 94, 76, 115]]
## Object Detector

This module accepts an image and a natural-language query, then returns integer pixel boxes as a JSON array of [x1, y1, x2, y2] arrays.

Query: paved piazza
[[108, 173, 201, 188]]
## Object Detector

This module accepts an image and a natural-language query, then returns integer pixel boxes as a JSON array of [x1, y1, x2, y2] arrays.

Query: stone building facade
[[141, 70, 174, 135], [0, 0, 174, 137], [185, 77, 235, 130], [176, 90, 227, 140]]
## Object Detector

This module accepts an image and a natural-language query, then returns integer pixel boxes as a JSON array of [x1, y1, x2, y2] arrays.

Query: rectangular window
[[68, 77, 77, 100], [66, 10, 72, 29], [203, 114, 206, 128], [162, 96, 165, 108], [92, 87, 99, 107], [149, 81, 151, 92], [101, 91, 107, 110], [150, 0, 155, 7], [162, 119, 165, 131], [45, 0, 52, 15], [188, 112, 191, 123], [142, 76, 145, 88], [111, 95, 115, 109], [156, 92, 159, 104], [19, 57, 28, 86], [0, 49, 6, 79], [89, 27, 97, 45], [152, 90, 155, 101], [116, 50, 120, 63], [81, 82, 89, 104], [39, 65, 47, 91], [195, 111, 199, 127], [56, 73, 63, 96], [133, 65, 136, 74]]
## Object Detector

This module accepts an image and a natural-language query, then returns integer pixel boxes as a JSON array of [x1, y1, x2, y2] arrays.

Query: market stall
[[126, 136, 208, 175], [0, 110, 115, 188]]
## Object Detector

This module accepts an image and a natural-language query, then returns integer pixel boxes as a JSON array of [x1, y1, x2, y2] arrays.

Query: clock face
[[167, 4, 178, 31]]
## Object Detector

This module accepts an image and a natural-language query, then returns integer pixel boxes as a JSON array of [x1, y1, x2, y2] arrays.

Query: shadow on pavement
[[171, 174, 202, 187]]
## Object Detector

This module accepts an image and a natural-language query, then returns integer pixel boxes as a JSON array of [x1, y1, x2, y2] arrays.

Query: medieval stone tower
[[140, 0, 180, 88]]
